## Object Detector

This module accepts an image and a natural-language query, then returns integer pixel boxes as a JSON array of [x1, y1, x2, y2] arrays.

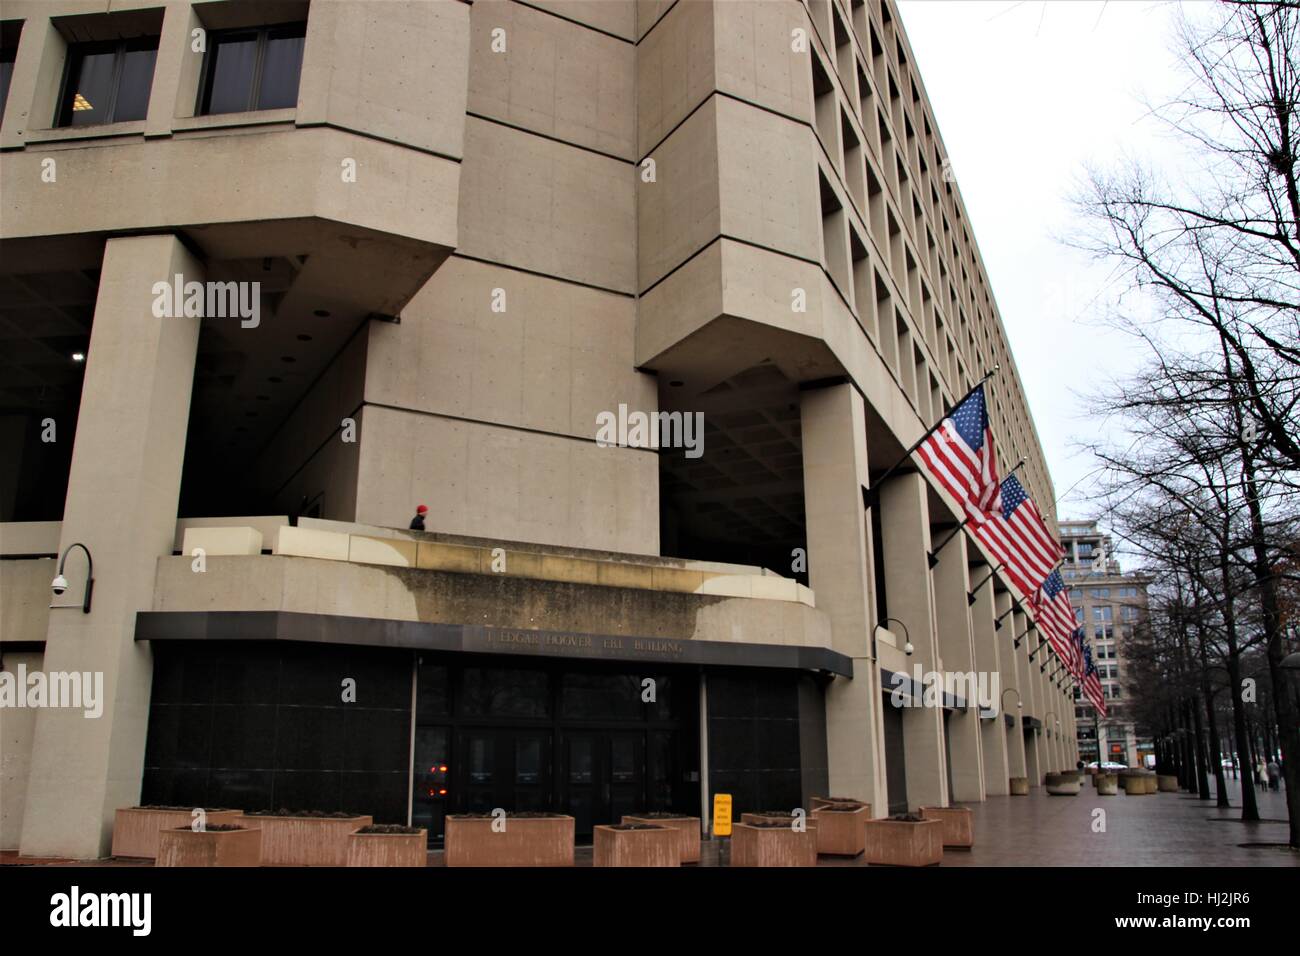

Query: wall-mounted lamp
[[872, 617, 914, 658], [50, 542, 94, 613]]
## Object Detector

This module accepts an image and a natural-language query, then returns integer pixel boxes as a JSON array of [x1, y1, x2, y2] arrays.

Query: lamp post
[[50, 542, 94, 614], [872, 618, 914, 659]]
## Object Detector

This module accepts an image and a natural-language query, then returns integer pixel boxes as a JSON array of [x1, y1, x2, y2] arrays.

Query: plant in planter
[[918, 806, 974, 848], [810, 796, 866, 811], [730, 821, 817, 867], [1045, 772, 1082, 795], [593, 823, 679, 867], [243, 809, 373, 866], [347, 825, 428, 867], [621, 813, 701, 864], [112, 806, 245, 860], [863, 813, 943, 867], [156, 824, 261, 867], [444, 812, 574, 867], [810, 801, 872, 857]]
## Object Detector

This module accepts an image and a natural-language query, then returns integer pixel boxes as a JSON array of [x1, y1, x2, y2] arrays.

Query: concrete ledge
[[274, 527, 350, 562], [0, 521, 61, 556], [180, 527, 263, 558]]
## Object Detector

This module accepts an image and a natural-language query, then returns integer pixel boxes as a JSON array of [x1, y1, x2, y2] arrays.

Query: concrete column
[[880, 471, 946, 809], [800, 384, 887, 814], [1024, 629, 1045, 785], [1003, 598, 1024, 785], [976, 579, 1010, 795], [20, 235, 202, 859], [932, 533, 983, 802]]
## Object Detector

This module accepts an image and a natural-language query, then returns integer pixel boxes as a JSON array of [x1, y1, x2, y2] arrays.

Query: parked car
[[1087, 761, 1128, 771]]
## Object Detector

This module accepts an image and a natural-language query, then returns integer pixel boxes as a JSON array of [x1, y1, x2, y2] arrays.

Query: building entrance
[[411, 655, 698, 843]]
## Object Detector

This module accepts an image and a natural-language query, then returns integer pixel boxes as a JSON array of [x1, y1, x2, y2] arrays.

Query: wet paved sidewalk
[[5, 780, 1295, 867]]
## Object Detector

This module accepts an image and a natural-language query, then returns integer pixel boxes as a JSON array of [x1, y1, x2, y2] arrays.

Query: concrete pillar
[[879, 471, 946, 809], [1001, 597, 1027, 781], [800, 384, 887, 814], [1020, 626, 1043, 785], [1008, 609, 1031, 782], [19, 235, 202, 859], [932, 533, 983, 802], [976, 577, 1010, 795]]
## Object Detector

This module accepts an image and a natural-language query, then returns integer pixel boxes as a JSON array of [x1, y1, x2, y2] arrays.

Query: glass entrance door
[[563, 731, 644, 835], [457, 728, 552, 814]]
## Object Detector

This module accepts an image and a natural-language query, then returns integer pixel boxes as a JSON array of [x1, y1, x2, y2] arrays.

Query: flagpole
[[861, 365, 999, 511], [926, 456, 1026, 568], [993, 598, 1021, 630], [967, 560, 1004, 606]]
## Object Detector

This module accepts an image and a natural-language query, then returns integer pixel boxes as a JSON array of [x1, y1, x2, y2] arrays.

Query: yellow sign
[[712, 793, 732, 837]]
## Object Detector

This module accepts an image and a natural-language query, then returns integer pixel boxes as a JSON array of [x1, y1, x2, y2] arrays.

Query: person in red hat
[[409, 504, 429, 531]]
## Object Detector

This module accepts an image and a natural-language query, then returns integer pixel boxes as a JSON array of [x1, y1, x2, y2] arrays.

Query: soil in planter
[[447, 811, 567, 819], [888, 813, 926, 823], [356, 825, 422, 835], [136, 805, 235, 812], [753, 810, 804, 817], [746, 820, 802, 829], [605, 824, 664, 831], [628, 812, 691, 819], [187, 824, 248, 832], [819, 804, 866, 812], [245, 809, 362, 818]]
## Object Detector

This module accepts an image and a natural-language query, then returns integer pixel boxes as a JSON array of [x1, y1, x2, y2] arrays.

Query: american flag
[[1082, 640, 1106, 716], [1030, 570, 1081, 675], [914, 384, 1000, 518], [969, 474, 1064, 598]]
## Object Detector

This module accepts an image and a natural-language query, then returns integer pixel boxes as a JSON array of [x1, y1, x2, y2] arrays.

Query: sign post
[[712, 793, 732, 838]]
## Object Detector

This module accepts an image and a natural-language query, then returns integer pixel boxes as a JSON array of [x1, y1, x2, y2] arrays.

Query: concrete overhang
[[135, 610, 853, 677]]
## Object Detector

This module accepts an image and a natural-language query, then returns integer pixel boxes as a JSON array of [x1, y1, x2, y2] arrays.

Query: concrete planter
[[112, 807, 245, 860], [1096, 773, 1118, 795], [593, 824, 679, 867], [1143, 774, 1159, 794], [730, 822, 817, 867], [919, 806, 974, 848], [346, 828, 428, 867], [863, 817, 943, 867], [621, 814, 700, 864], [810, 803, 872, 856], [1045, 773, 1082, 795], [740, 811, 817, 830], [444, 814, 575, 867], [1120, 773, 1153, 795], [1157, 774, 1179, 792], [244, 814, 373, 866], [1009, 776, 1029, 795], [156, 826, 261, 867]]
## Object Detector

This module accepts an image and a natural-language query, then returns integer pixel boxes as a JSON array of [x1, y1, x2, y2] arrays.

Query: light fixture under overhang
[[71, 352, 85, 363]]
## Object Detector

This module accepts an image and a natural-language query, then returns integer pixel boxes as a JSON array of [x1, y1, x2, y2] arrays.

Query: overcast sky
[[897, 0, 1199, 524]]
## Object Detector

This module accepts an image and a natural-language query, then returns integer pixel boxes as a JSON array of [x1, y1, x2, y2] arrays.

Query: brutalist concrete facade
[[0, 0, 1077, 859]]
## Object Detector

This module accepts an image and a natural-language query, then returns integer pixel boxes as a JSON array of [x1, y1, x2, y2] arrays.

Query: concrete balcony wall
[[352, 404, 657, 555]]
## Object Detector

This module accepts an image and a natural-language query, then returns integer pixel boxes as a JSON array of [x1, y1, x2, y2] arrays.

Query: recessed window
[[199, 21, 306, 115], [0, 25, 19, 125], [57, 37, 158, 127]]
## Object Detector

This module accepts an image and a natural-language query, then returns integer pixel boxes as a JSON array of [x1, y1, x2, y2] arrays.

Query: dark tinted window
[[201, 21, 305, 115], [1, 42, 18, 125], [58, 37, 158, 127]]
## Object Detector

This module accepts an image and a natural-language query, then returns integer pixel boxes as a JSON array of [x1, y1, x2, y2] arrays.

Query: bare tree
[[1075, 0, 1300, 847]]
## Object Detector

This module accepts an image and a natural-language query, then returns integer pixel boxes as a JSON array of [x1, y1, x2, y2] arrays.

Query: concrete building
[[1059, 520, 1151, 767], [0, 0, 1076, 859]]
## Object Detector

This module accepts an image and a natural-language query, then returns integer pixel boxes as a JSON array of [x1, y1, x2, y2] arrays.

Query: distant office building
[[1059, 520, 1151, 766]]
